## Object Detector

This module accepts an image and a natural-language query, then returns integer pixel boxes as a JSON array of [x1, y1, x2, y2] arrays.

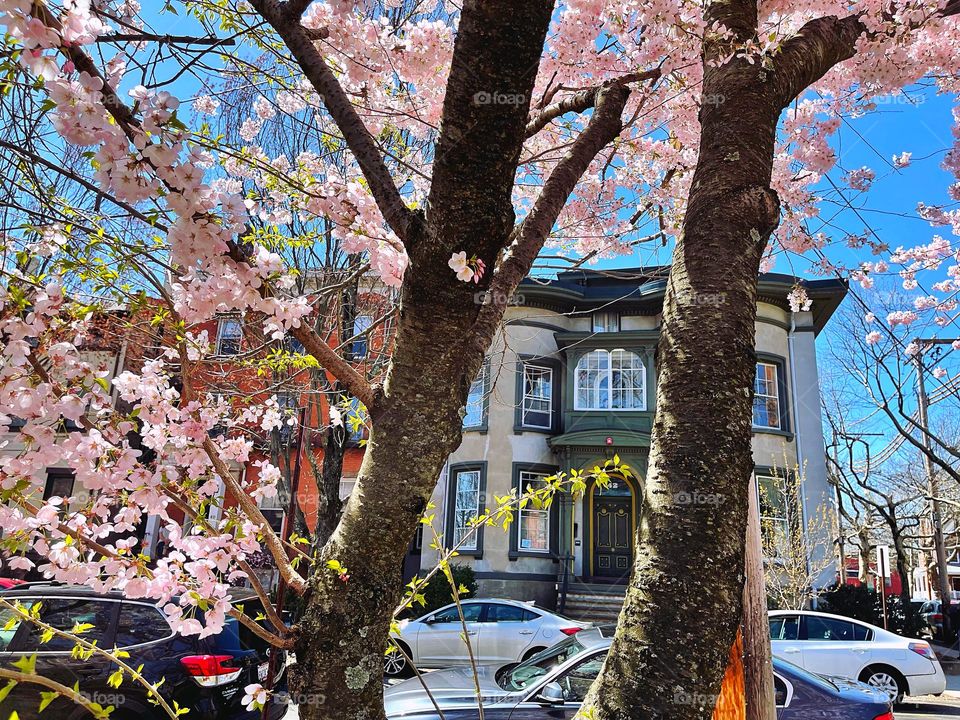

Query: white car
[[769, 609, 946, 701], [385, 599, 589, 677]]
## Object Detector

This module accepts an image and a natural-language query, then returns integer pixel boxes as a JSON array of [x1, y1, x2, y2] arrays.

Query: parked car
[[0, 582, 288, 720], [385, 599, 589, 677], [384, 625, 894, 719], [919, 599, 944, 639], [769, 609, 945, 702]]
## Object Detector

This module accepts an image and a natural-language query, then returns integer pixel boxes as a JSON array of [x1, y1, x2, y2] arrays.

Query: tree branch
[[248, 0, 418, 244], [772, 4, 960, 108], [472, 81, 630, 346], [524, 69, 659, 138]]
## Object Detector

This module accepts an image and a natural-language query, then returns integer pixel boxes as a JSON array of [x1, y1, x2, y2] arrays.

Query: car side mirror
[[422, 616, 436, 624], [536, 681, 565, 704]]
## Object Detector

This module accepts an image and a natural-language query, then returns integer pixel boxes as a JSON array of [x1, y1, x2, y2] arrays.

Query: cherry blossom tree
[[2, 1, 960, 719]]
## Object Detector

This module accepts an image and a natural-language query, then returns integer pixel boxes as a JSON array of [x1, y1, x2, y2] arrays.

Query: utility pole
[[913, 338, 955, 636]]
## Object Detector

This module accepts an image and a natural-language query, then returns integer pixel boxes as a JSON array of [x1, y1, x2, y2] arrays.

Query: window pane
[[0, 605, 24, 650], [488, 604, 526, 622], [592, 312, 618, 333], [433, 603, 482, 623], [610, 350, 645, 409], [561, 656, 606, 702], [115, 604, 172, 647], [575, 351, 608, 410], [453, 470, 481, 550], [20, 599, 114, 651], [522, 364, 552, 428], [753, 363, 781, 428], [352, 314, 372, 358], [774, 676, 788, 706], [805, 616, 855, 641], [463, 364, 487, 428], [217, 318, 242, 355], [518, 472, 550, 551]]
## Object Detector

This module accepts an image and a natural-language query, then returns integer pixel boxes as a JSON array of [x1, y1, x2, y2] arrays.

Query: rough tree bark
[[283, 3, 559, 718], [579, 1, 781, 716]]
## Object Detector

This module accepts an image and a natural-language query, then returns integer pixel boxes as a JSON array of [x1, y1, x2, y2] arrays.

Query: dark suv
[[0, 582, 289, 720]]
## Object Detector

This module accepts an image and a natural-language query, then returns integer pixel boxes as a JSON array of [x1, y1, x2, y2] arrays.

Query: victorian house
[[419, 267, 846, 617]]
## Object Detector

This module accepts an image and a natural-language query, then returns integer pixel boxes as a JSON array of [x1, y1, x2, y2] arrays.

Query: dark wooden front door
[[593, 496, 632, 578]]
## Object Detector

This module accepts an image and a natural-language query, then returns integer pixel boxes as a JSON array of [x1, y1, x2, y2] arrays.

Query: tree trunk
[[579, 2, 782, 716], [287, 3, 556, 718]]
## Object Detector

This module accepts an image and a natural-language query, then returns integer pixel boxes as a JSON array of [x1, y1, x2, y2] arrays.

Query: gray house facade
[[419, 267, 846, 613]]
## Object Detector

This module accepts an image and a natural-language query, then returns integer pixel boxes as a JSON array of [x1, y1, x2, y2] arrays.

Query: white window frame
[[463, 363, 488, 428], [753, 362, 782, 430], [215, 316, 242, 356], [517, 471, 550, 553], [574, 349, 646, 411], [757, 474, 790, 560], [592, 311, 619, 333], [452, 469, 482, 551], [521, 363, 553, 429]]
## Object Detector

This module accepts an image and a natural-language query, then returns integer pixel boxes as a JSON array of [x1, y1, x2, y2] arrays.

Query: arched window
[[574, 349, 646, 410]]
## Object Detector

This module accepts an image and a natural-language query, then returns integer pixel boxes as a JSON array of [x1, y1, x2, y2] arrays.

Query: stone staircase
[[560, 583, 627, 624]]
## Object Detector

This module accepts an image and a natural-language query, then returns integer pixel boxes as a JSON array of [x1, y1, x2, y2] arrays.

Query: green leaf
[[12, 653, 36, 675], [37, 690, 57, 712], [0, 680, 17, 704]]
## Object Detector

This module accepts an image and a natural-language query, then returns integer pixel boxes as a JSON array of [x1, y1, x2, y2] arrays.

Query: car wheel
[[384, 641, 412, 677], [522, 647, 546, 662], [860, 666, 907, 703]]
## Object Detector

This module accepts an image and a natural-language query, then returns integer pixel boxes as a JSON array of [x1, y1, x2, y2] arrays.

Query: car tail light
[[180, 655, 242, 687], [559, 627, 583, 636], [872, 712, 894, 720], [909, 641, 936, 660], [932, 613, 944, 622]]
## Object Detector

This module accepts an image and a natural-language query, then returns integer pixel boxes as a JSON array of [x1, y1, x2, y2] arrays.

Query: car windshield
[[496, 636, 586, 692]]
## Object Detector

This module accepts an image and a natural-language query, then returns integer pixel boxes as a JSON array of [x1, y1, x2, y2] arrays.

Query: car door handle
[[782, 648, 800, 654], [852, 649, 868, 654], [519, 631, 534, 635], [465, 631, 477, 636]]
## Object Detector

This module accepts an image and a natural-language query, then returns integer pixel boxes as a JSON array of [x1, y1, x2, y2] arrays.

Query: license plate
[[258, 662, 269, 682]]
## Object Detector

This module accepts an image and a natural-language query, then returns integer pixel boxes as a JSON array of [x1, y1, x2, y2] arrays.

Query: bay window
[[574, 349, 646, 410]]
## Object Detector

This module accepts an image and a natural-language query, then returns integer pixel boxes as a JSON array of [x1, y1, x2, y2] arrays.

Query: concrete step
[[561, 589, 626, 622]]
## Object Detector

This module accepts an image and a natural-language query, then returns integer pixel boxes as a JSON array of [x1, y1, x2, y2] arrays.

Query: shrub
[[408, 564, 478, 617], [817, 583, 882, 626]]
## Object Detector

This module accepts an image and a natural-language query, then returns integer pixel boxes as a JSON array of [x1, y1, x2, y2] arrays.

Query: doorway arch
[[584, 472, 640, 582]]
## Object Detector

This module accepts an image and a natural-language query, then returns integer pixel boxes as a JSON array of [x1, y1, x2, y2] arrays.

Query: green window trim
[[445, 461, 488, 558], [513, 355, 562, 434], [753, 353, 791, 434], [508, 462, 560, 560]]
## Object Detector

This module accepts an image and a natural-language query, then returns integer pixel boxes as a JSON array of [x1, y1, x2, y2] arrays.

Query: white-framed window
[[753, 362, 781, 429], [452, 468, 482, 551], [518, 471, 550, 552], [592, 311, 619, 333], [574, 349, 646, 410], [521, 363, 552, 429], [215, 317, 242, 356], [758, 474, 790, 560], [351, 314, 372, 358], [463, 362, 488, 428]]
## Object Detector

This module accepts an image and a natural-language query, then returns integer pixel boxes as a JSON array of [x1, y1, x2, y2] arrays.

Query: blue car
[[385, 625, 894, 719]]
